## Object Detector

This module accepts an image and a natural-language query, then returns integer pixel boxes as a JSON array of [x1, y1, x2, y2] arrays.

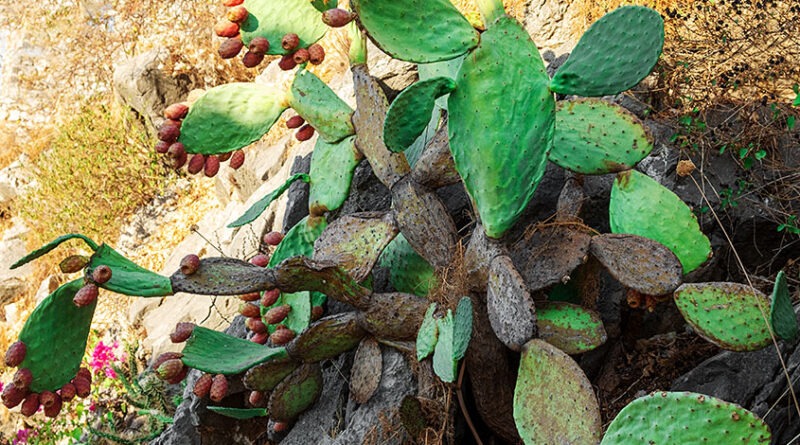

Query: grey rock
[[524, 0, 580, 56], [282, 154, 311, 231]]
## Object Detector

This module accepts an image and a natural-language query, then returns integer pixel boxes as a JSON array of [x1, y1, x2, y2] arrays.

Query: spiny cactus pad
[[351, 0, 478, 63], [170, 257, 274, 296], [182, 326, 288, 374], [88, 244, 173, 297], [178, 83, 288, 155], [448, 15, 554, 238], [239, 0, 327, 53], [289, 69, 355, 143], [285, 312, 367, 363], [308, 135, 360, 216], [229, 173, 310, 228], [268, 363, 323, 421], [674, 282, 772, 351], [243, 357, 299, 391], [416, 303, 438, 360], [417, 55, 465, 110], [17, 279, 96, 392], [550, 6, 664, 97], [550, 99, 654, 174], [356, 292, 428, 340], [379, 233, 437, 297], [609, 170, 711, 273], [487, 255, 537, 352], [536, 302, 607, 354], [601, 391, 771, 444], [432, 310, 457, 382], [590, 233, 683, 296], [509, 224, 592, 292], [11, 233, 98, 270], [770, 270, 799, 341], [514, 339, 602, 445], [207, 407, 269, 419], [383, 77, 456, 152], [349, 337, 382, 404]]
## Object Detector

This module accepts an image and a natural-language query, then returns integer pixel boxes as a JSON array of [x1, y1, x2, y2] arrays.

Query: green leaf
[[11, 233, 98, 269], [228, 173, 310, 228], [289, 69, 355, 143], [770, 271, 799, 341], [182, 326, 288, 375], [88, 244, 173, 297]]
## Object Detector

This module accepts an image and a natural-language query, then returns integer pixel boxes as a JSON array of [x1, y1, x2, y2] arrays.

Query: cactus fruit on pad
[[88, 244, 173, 297], [289, 69, 355, 143], [383, 77, 456, 152], [609, 170, 711, 274], [448, 15, 554, 239], [182, 326, 288, 374], [308, 136, 360, 216], [550, 6, 664, 97], [228, 173, 310, 228], [514, 339, 602, 445], [536, 302, 607, 355], [601, 391, 771, 444], [351, 0, 478, 63], [673, 282, 772, 351], [178, 83, 288, 155], [770, 271, 799, 341], [550, 99, 654, 174], [15, 279, 96, 392], [238, 0, 327, 53]]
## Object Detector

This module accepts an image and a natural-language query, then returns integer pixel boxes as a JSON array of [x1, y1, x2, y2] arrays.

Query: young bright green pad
[[432, 310, 456, 382], [18, 279, 96, 392], [378, 233, 437, 297], [240, 0, 327, 53], [289, 69, 355, 143], [351, 0, 479, 63], [179, 83, 288, 155], [228, 173, 310, 228], [770, 271, 798, 341], [418, 55, 465, 109], [452, 297, 473, 360], [207, 407, 268, 419], [310, 0, 336, 12], [309, 136, 359, 215], [416, 303, 438, 361], [181, 326, 288, 374], [551, 99, 654, 174], [609, 170, 711, 273], [88, 244, 173, 297], [601, 391, 771, 444], [674, 282, 772, 351], [550, 6, 664, 97], [11, 233, 98, 269], [268, 363, 323, 421], [448, 16, 554, 238], [514, 339, 602, 445], [384, 77, 456, 152], [269, 216, 328, 268], [536, 302, 607, 354]]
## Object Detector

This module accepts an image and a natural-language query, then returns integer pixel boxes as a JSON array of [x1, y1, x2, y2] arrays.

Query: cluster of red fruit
[[2, 343, 92, 418], [285, 114, 316, 142], [56, 254, 110, 307]]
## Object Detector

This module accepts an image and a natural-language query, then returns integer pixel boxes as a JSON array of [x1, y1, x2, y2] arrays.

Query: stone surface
[[524, 0, 580, 56], [0, 218, 33, 308]]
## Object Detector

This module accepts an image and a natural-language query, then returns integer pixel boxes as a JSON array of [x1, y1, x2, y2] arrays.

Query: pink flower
[[13, 428, 35, 444], [90, 340, 126, 379]]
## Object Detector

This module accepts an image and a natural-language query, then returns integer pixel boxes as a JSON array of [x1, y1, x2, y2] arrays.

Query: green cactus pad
[[181, 326, 288, 374], [384, 77, 456, 152], [273, 257, 371, 309], [178, 83, 288, 155], [448, 16, 554, 238], [770, 271, 798, 341], [432, 310, 456, 382], [610, 170, 711, 273], [536, 302, 607, 354], [550, 6, 664, 96], [350, 337, 382, 404], [601, 391, 771, 444], [416, 303, 439, 360], [453, 296, 473, 359], [88, 244, 173, 297], [289, 69, 355, 143], [269, 291, 311, 335], [286, 312, 367, 363], [229, 173, 310, 228], [514, 339, 602, 445], [378, 233, 437, 297], [18, 279, 96, 392], [674, 282, 772, 351], [351, 0, 478, 63], [240, 0, 327, 53], [11, 233, 98, 269], [590, 233, 683, 296], [243, 357, 299, 391], [207, 407, 269, 419], [417, 55, 465, 109], [550, 99, 654, 174], [309, 136, 360, 215], [313, 212, 398, 282], [268, 363, 323, 421]]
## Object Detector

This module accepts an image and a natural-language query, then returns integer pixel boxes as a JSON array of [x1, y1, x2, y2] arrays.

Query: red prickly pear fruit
[[265, 304, 291, 324], [155, 140, 171, 154], [285, 115, 304, 129], [73, 283, 99, 307], [91, 265, 112, 284], [180, 254, 201, 275], [204, 155, 220, 177], [261, 288, 280, 307], [167, 366, 189, 385], [248, 390, 264, 407], [311, 305, 324, 321], [269, 327, 295, 345], [158, 123, 181, 143], [281, 33, 299, 51], [152, 352, 183, 372], [262, 231, 284, 246], [77, 367, 92, 384], [170, 322, 196, 343], [222, 0, 243, 6], [13, 368, 33, 390], [40, 390, 57, 408], [60, 382, 76, 401], [242, 50, 265, 68], [214, 20, 240, 38], [173, 151, 188, 169], [72, 376, 91, 398], [278, 54, 297, 71], [218, 152, 232, 162], [187, 154, 206, 174], [295, 124, 315, 141], [165, 118, 182, 128], [1, 383, 26, 409], [249, 37, 269, 55], [229, 150, 245, 169], [43, 392, 62, 418], [240, 303, 261, 318], [239, 292, 260, 302], [157, 359, 186, 381], [246, 317, 267, 334], [167, 142, 186, 159], [227, 5, 248, 23], [193, 373, 213, 398], [308, 44, 325, 65], [249, 253, 269, 267], [164, 103, 189, 120], [292, 48, 310, 64], [250, 331, 269, 344], [59, 255, 89, 273], [218, 37, 244, 59], [273, 421, 289, 432], [322, 8, 355, 27], [20, 393, 40, 417], [209, 374, 228, 402], [5, 341, 27, 367]]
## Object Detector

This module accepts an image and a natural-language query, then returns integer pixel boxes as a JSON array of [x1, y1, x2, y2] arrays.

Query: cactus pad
[[674, 282, 772, 351], [378, 233, 437, 297], [487, 255, 537, 351], [357, 292, 428, 340], [432, 310, 457, 382], [268, 363, 323, 421], [509, 225, 592, 292], [590, 233, 683, 296], [11, 233, 98, 269], [770, 271, 799, 341], [536, 302, 607, 354], [350, 337, 382, 404], [550, 99, 654, 174], [170, 257, 275, 296], [178, 83, 288, 155], [383, 77, 456, 152], [448, 15, 554, 238], [286, 313, 366, 363], [351, 0, 479, 63], [182, 326, 288, 374], [228, 173, 310, 228], [550, 6, 664, 96], [514, 339, 602, 445], [610, 170, 711, 273], [273, 257, 371, 308], [416, 303, 439, 360], [601, 391, 771, 444], [289, 69, 355, 143], [239, 0, 327, 53], [243, 357, 299, 391], [207, 407, 268, 419], [308, 136, 360, 216], [88, 244, 173, 297]]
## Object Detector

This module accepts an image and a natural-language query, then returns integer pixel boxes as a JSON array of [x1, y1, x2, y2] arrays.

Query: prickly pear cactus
[[238, 0, 328, 52]]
